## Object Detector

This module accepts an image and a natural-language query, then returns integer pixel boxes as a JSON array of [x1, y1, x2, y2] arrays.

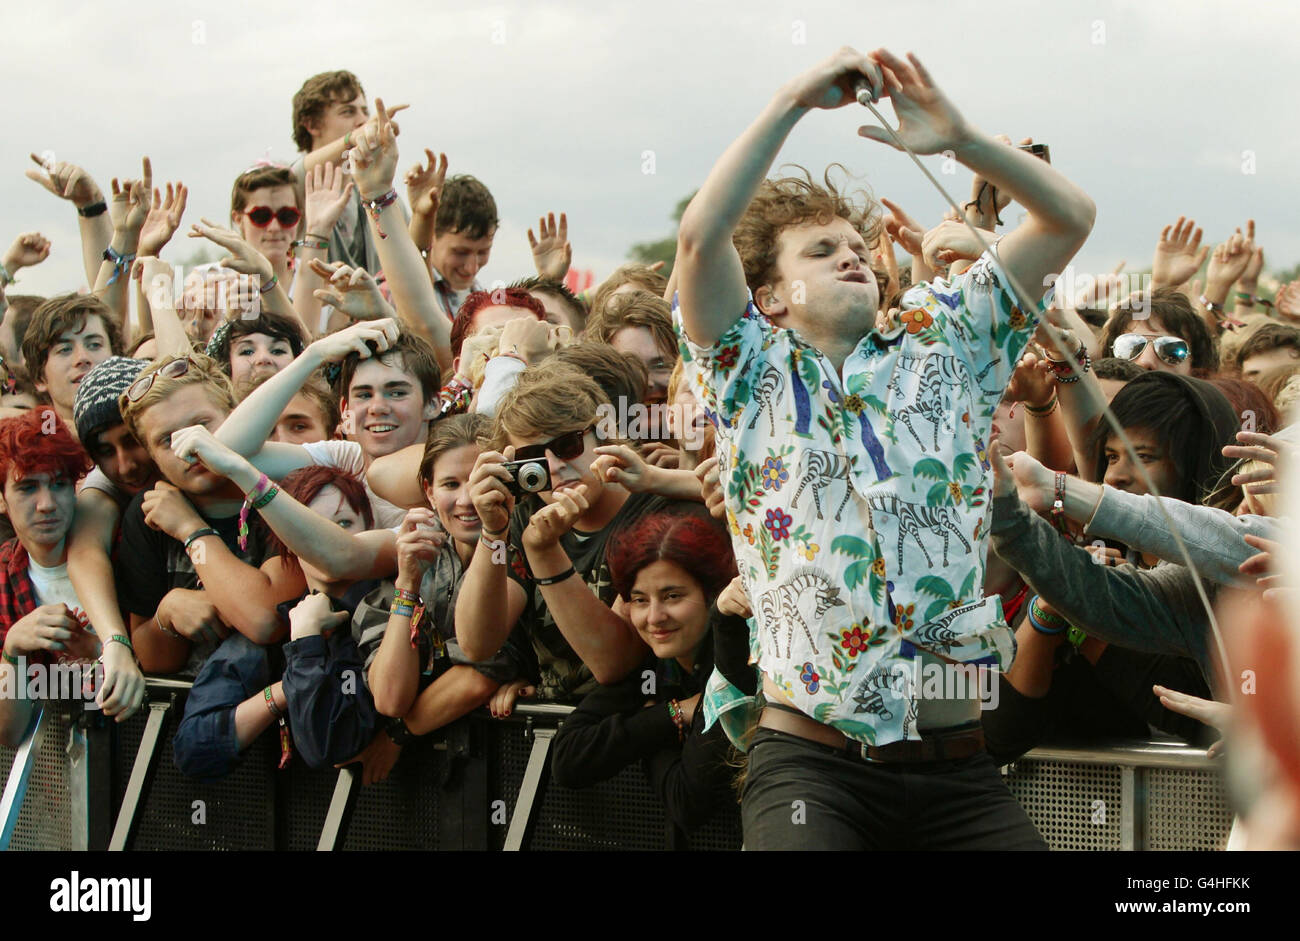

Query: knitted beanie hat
[[73, 356, 149, 445]]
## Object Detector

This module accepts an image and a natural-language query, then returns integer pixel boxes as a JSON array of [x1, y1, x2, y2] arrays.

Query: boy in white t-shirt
[[0, 409, 103, 744]]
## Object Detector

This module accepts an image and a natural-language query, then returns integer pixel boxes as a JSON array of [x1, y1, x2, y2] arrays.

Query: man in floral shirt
[[674, 47, 1094, 849]]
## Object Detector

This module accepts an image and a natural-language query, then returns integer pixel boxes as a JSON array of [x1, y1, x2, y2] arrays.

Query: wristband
[[1236, 291, 1255, 304], [291, 238, 329, 252], [1029, 595, 1070, 631], [78, 200, 108, 218], [534, 566, 576, 586], [264, 687, 292, 770], [106, 634, 134, 653], [238, 474, 277, 551], [102, 246, 135, 285], [183, 527, 220, 553], [1023, 395, 1059, 417], [2, 650, 19, 665], [394, 587, 419, 603], [1200, 295, 1223, 314], [258, 273, 279, 295], [1027, 606, 1067, 635], [385, 717, 417, 746], [343, 131, 354, 150], [392, 602, 416, 620], [361, 190, 399, 240]]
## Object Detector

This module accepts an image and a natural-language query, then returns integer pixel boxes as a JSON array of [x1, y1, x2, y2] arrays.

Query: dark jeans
[[741, 728, 1047, 850]]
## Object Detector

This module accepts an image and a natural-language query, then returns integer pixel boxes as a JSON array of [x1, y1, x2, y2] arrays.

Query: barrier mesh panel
[[1003, 759, 1123, 850], [488, 716, 742, 850], [1146, 767, 1232, 851], [113, 699, 275, 850], [9, 707, 80, 850]]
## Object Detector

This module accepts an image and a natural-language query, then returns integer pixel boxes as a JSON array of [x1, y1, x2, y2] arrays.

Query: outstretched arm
[[25, 154, 112, 288], [349, 101, 452, 373], [676, 48, 882, 347], [214, 318, 400, 477]]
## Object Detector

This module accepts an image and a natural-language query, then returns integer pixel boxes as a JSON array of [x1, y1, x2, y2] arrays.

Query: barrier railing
[[0, 680, 1234, 851]]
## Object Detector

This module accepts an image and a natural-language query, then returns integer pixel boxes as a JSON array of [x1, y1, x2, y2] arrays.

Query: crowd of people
[[1, 49, 1299, 850]]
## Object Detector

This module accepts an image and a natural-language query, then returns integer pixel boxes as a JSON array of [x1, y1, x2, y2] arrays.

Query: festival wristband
[[78, 201, 108, 218], [361, 190, 399, 239]]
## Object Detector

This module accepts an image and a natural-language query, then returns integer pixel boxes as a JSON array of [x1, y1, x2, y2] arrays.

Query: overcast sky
[[3, 0, 1296, 300]]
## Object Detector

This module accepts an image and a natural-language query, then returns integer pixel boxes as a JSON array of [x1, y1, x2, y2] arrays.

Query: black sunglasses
[[514, 427, 591, 463]]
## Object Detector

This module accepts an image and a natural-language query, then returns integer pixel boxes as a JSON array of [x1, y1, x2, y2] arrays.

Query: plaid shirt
[[0, 538, 48, 666]]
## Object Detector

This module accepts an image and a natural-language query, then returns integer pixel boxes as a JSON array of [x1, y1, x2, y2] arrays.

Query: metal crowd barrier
[[0, 680, 1234, 851]]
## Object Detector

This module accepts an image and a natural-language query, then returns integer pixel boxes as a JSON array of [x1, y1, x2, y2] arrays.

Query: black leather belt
[[759, 702, 984, 763]]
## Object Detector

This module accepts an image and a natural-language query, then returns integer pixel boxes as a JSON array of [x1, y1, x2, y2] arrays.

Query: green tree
[[628, 192, 695, 276]]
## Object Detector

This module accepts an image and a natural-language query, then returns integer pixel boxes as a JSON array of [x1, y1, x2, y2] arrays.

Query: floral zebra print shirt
[[674, 254, 1047, 747]]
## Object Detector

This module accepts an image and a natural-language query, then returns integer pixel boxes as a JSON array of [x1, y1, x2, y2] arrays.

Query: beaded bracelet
[[667, 700, 688, 740], [361, 189, 399, 239]]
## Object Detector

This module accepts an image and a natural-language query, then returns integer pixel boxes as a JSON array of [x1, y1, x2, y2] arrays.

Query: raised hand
[[2, 232, 51, 274], [782, 45, 883, 111], [1206, 223, 1256, 300], [496, 315, 556, 365], [25, 153, 103, 208], [528, 212, 572, 282], [921, 218, 988, 268], [304, 161, 354, 239], [395, 508, 446, 587], [108, 157, 154, 234], [349, 98, 401, 198], [1238, 220, 1264, 296], [1276, 280, 1300, 323], [306, 313, 400, 362], [1224, 430, 1294, 495], [136, 255, 177, 310], [404, 148, 447, 218], [189, 217, 274, 281], [138, 182, 188, 257], [857, 49, 975, 156], [879, 197, 925, 257], [1150, 217, 1208, 289], [1004, 349, 1056, 408], [308, 260, 396, 321]]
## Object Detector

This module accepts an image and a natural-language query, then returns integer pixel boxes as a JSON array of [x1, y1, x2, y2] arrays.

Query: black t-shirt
[[505, 491, 673, 701], [115, 491, 272, 676]]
